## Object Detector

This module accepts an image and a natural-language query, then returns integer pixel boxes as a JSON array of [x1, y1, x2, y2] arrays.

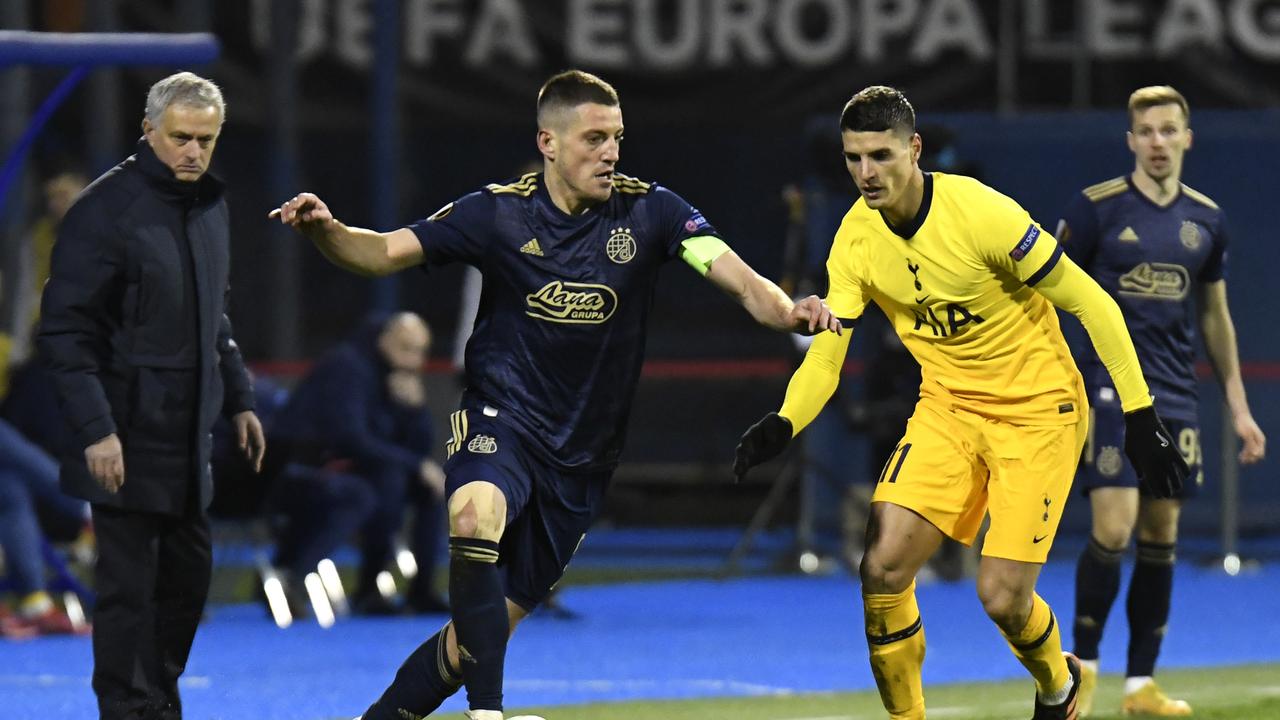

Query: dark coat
[[270, 315, 432, 473], [37, 139, 254, 515]]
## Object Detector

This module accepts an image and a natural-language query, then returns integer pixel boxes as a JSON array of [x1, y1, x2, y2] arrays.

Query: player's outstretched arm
[[733, 329, 852, 481], [1032, 252, 1190, 497], [703, 250, 841, 335], [269, 193, 423, 277], [1199, 280, 1266, 463]]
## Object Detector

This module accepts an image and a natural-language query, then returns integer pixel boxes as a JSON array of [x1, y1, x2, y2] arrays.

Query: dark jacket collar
[[133, 137, 225, 205], [882, 172, 933, 239]]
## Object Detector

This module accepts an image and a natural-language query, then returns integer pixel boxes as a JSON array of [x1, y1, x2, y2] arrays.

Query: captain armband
[[679, 235, 731, 276]]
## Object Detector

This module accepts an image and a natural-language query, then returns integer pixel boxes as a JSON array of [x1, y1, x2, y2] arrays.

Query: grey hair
[[144, 72, 225, 125]]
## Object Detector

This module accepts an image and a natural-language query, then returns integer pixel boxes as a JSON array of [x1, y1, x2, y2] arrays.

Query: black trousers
[[90, 504, 211, 720]]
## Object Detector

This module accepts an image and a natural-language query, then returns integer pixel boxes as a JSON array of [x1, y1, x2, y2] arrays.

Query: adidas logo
[[1118, 226, 1139, 242], [520, 238, 544, 256]]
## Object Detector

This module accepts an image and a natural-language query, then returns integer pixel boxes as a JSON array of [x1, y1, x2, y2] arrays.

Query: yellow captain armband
[[679, 235, 731, 276]]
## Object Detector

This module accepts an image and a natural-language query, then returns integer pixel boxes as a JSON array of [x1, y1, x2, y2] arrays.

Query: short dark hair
[[840, 86, 915, 136], [537, 70, 619, 128]]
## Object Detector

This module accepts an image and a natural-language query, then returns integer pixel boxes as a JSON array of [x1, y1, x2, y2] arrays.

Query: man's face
[[1127, 104, 1192, 182], [378, 318, 430, 373], [142, 103, 222, 182], [841, 129, 920, 211], [541, 102, 623, 208]]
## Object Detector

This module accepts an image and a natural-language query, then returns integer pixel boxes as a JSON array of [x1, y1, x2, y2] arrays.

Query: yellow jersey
[[826, 172, 1083, 425]]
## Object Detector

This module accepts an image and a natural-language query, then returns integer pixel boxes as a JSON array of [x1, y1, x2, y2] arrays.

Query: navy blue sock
[[361, 625, 461, 719], [1127, 541, 1175, 677], [449, 537, 507, 712], [1073, 535, 1123, 660]]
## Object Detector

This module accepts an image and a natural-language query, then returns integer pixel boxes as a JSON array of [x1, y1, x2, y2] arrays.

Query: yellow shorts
[[870, 397, 1088, 563]]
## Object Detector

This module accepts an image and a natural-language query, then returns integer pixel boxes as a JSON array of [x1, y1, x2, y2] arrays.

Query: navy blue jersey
[[1057, 175, 1228, 421], [407, 172, 721, 471]]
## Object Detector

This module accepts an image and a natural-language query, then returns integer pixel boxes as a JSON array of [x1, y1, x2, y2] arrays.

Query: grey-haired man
[[39, 71, 264, 719]]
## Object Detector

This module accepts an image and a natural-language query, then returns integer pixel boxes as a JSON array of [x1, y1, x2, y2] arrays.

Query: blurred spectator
[[9, 171, 89, 365], [1, 170, 88, 397], [267, 312, 447, 615], [0, 417, 91, 637]]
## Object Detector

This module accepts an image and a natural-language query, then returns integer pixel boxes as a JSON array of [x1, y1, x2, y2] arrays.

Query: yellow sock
[[1002, 593, 1069, 697], [864, 580, 926, 719]]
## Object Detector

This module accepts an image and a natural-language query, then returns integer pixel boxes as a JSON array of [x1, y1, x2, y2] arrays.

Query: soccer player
[[733, 86, 1190, 720], [1057, 85, 1266, 717], [271, 70, 840, 720]]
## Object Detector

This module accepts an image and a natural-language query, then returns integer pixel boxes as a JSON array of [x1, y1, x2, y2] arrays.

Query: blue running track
[[2, 553, 1278, 719]]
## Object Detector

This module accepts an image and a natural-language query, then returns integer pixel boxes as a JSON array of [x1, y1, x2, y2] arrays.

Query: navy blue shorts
[[1079, 385, 1204, 499], [442, 408, 610, 610]]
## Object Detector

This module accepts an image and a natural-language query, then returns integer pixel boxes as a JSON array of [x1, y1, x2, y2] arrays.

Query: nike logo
[[1158, 432, 1169, 448], [915, 295, 930, 304], [1033, 535, 1048, 544]]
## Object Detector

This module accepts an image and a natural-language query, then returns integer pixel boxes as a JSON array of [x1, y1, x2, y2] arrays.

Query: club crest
[[606, 227, 636, 264]]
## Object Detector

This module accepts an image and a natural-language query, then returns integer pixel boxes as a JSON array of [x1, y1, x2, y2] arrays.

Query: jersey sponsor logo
[[606, 227, 637, 264], [1118, 262, 1189, 300], [1179, 220, 1202, 250], [467, 434, 497, 454], [911, 302, 985, 337], [1008, 224, 1040, 261], [1118, 226, 1139, 242], [426, 202, 454, 221], [526, 280, 619, 324], [684, 210, 711, 233], [520, 238, 544, 256]]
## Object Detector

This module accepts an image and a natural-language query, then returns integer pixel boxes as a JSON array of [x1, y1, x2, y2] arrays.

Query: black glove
[[1123, 406, 1190, 499], [733, 412, 793, 482]]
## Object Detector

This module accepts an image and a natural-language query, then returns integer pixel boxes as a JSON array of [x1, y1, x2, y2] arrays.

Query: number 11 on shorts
[[877, 443, 912, 484]]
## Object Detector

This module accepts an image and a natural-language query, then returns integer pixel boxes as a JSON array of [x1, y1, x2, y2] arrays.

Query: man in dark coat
[[269, 312, 447, 615], [37, 71, 264, 720]]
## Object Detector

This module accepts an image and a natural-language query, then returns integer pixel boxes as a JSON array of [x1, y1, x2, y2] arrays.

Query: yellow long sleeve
[[1032, 253, 1152, 412], [778, 329, 854, 435]]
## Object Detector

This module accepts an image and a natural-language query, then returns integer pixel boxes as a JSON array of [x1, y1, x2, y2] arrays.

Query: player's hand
[[85, 433, 125, 493], [733, 412, 793, 482], [233, 411, 267, 473], [268, 193, 334, 232], [789, 295, 841, 336], [1123, 406, 1189, 499], [1233, 412, 1266, 464], [419, 459, 446, 499]]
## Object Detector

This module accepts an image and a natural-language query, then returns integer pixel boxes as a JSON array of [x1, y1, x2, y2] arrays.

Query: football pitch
[[6, 542, 1279, 718], [512, 664, 1280, 720]]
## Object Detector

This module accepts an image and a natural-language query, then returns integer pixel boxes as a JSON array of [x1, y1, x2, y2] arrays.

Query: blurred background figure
[[0, 170, 88, 396], [266, 312, 447, 616], [0, 417, 92, 638]]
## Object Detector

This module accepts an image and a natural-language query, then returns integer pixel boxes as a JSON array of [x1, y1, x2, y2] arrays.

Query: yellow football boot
[[1122, 679, 1192, 716], [1076, 661, 1098, 717]]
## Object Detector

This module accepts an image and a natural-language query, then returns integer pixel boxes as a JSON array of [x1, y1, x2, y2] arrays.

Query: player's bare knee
[[448, 481, 507, 541], [859, 551, 914, 594], [977, 581, 1031, 632], [1135, 499, 1180, 544], [1092, 522, 1133, 551]]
